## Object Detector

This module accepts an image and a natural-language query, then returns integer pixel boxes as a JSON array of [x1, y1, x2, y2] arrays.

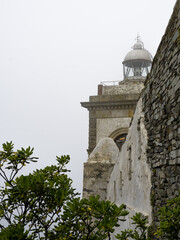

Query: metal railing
[[100, 81, 121, 86]]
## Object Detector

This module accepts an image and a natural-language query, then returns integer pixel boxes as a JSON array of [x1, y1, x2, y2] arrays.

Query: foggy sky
[[0, 0, 176, 194]]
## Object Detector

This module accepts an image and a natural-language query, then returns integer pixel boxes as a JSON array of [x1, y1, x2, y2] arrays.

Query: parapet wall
[[106, 99, 152, 235], [142, 0, 180, 225], [101, 79, 144, 95]]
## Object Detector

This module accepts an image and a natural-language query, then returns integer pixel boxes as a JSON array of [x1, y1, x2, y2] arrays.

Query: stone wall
[[142, 0, 180, 226], [83, 138, 119, 199]]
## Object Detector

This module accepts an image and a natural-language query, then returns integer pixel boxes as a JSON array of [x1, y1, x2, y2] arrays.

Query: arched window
[[114, 133, 127, 149], [109, 128, 128, 150]]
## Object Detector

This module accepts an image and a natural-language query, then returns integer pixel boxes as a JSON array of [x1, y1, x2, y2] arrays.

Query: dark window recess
[[114, 134, 127, 149]]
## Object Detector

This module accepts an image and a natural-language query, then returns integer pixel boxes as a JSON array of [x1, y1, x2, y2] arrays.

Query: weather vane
[[135, 33, 140, 42]]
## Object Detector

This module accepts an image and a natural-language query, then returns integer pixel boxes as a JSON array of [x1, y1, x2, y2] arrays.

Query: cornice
[[81, 100, 138, 111]]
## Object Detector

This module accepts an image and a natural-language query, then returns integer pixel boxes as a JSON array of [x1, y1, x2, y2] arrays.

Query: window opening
[[114, 134, 127, 149]]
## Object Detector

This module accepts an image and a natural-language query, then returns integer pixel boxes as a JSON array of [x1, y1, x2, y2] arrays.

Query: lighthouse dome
[[122, 37, 153, 79]]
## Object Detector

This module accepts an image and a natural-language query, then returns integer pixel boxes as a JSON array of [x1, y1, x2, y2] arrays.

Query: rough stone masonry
[[142, 0, 180, 226]]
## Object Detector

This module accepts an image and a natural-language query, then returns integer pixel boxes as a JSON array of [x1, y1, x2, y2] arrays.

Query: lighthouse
[[81, 38, 152, 199]]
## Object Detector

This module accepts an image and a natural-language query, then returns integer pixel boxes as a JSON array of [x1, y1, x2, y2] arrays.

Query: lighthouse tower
[[81, 38, 152, 199]]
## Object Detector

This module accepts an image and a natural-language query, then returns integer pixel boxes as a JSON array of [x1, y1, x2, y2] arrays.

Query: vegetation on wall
[[0, 142, 179, 239]]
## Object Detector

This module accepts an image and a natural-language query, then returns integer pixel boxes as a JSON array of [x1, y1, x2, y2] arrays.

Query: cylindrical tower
[[123, 37, 153, 80]]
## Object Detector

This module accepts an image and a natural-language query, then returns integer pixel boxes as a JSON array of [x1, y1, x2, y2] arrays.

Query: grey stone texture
[[83, 138, 119, 200], [83, 162, 115, 200], [142, 0, 180, 227], [102, 79, 144, 95]]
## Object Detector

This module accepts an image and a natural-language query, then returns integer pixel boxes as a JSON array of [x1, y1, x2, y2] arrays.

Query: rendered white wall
[[96, 117, 131, 144], [106, 99, 152, 236]]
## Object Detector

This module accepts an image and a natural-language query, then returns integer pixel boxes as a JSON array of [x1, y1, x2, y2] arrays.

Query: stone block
[[170, 150, 177, 159], [169, 158, 176, 165]]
